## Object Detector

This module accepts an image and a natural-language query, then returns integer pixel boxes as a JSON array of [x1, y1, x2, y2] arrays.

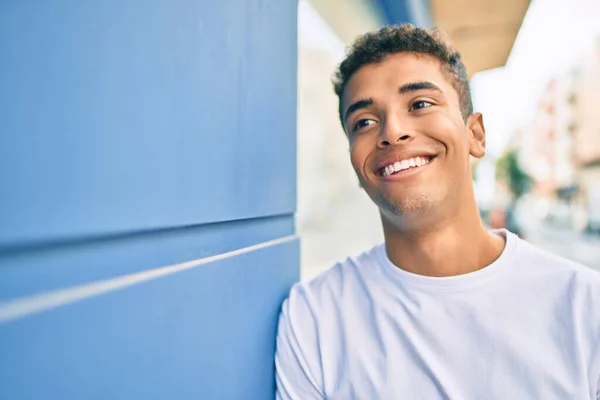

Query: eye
[[410, 100, 433, 111], [353, 118, 377, 131]]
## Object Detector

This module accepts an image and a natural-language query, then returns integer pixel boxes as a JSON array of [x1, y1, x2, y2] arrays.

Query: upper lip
[[373, 151, 437, 173]]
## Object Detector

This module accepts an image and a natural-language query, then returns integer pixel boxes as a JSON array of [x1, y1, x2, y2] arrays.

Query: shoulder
[[275, 244, 384, 397], [512, 236, 600, 308], [514, 236, 600, 283], [279, 243, 383, 332], [511, 236, 600, 387], [285, 243, 383, 313]]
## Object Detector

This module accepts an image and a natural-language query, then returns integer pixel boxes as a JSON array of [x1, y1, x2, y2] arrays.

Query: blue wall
[[375, 0, 432, 27], [0, 1, 299, 399]]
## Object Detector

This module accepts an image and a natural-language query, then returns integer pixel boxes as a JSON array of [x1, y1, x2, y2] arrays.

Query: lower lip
[[379, 159, 434, 181]]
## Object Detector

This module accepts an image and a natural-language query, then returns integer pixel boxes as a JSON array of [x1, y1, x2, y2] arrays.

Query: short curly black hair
[[333, 24, 473, 128]]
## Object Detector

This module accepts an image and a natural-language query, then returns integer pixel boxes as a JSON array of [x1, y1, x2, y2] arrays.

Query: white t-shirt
[[275, 230, 600, 399]]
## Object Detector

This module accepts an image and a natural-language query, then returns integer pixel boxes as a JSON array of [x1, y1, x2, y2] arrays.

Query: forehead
[[342, 53, 456, 106]]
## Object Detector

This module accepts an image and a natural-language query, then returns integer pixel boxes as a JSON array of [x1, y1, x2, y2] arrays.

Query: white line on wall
[[0, 235, 298, 323]]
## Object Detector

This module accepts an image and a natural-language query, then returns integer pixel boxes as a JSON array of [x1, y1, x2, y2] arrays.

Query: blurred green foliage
[[495, 150, 532, 201]]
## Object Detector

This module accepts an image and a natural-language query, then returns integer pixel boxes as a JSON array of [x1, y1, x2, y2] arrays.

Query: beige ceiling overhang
[[429, 0, 531, 76], [309, 0, 531, 77]]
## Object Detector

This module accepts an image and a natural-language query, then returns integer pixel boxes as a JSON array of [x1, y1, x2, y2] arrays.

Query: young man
[[275, 24, 600, 399]]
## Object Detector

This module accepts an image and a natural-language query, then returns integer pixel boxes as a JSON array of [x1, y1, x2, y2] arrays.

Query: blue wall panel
[[0, 215, 294, 302], [374, 0, 431, 26], [0, 0, 299, 399], [0, 239, 299, 399], [0, 0, 297, 246]]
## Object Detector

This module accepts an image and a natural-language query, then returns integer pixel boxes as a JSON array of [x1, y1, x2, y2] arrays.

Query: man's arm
[[275, 287, 325, 400]]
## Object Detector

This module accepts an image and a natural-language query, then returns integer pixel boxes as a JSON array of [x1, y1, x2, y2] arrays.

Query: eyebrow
[[399, 81, 443, 94], [343, 82, 444, 125], [344, 98, 373, 125]]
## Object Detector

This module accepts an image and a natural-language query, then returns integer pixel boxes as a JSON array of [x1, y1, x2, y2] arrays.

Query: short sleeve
[[596, 360, 600, 400], [275, 287, 325, 400], [596, 370, 600, 400]]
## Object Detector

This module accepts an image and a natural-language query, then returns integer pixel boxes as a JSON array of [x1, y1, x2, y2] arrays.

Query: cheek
[[419, 114, 468, 152], [349, 146, 364, 176], [350, 144, 380, 189]]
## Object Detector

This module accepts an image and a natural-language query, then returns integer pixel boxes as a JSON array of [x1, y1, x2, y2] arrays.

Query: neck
[[381, 193, 505, 277]]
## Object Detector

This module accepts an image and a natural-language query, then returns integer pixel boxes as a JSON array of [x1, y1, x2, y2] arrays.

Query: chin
[[378, 192, 434, 217]]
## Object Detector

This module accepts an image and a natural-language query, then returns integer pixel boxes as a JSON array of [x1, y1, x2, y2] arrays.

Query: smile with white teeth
[[380, 156, 433, 177]]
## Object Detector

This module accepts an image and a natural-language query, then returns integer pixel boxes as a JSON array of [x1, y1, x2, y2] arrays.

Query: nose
[[378, 115, 413, 148]]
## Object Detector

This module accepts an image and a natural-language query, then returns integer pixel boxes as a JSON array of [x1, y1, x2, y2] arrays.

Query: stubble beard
[[358, 173, 448, 224], [358, 173, 437, 217], [377, 190, 434, 217]]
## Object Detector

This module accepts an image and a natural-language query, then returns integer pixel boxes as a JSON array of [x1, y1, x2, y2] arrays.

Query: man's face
[[341, 53, 485, 222]]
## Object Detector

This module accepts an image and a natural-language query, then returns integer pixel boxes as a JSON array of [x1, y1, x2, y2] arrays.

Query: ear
[[467, 112, 486, 159]]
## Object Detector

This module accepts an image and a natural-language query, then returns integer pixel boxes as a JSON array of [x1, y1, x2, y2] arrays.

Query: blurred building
[[571, 37, 600, 232], [519, 75, 577, 195], [514, 35, 600, 231]]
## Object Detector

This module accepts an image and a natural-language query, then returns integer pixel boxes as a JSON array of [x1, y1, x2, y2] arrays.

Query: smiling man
[[275, 24, 600, 399]]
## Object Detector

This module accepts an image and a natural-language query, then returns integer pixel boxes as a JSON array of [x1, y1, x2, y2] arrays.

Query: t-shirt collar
[[376, 229, 518, 291]]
